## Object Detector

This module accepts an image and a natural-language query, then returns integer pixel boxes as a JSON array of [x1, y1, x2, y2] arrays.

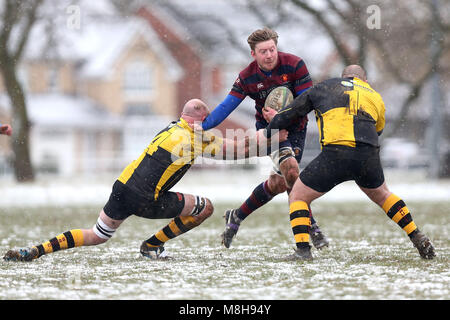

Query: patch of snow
[[0, 169, 449, 208]]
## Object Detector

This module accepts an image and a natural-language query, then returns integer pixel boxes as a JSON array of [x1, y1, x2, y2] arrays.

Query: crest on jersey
[[257, 83, 264, 89], [341, 80, 353, 87], [281, 74, 288, 82]]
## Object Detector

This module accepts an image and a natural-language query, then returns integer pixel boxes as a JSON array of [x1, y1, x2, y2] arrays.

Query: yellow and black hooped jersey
[[266, 77, 386, 148], [118, 118, 223, 200]]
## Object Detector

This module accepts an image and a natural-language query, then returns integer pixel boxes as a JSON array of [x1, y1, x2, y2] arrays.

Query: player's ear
[[250, 50, 256, 58], [201, 111, 209, 121]]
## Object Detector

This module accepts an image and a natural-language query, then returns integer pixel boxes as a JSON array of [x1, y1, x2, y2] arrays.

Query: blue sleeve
[[295, 87, 310, 97], [201, 94, 243, 130]]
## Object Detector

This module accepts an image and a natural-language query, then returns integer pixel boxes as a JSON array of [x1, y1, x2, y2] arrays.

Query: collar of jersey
[[178, 117, 194, 132]]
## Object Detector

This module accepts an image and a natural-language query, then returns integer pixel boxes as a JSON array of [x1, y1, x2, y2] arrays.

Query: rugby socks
[[235, 180, 319, 226], [144, 216, 198, 247], [289, 201, 311, 249], [382, 194, 417, 237], [236, 181, 274, 221], [34, 229, 84, 258]]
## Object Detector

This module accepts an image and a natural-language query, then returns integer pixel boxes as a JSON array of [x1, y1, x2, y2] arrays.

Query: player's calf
[[267, 173, 288, 195], [142, 196, 213, 258]]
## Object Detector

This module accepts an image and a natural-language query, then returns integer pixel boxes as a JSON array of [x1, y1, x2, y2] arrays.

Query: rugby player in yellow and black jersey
[[4, 99, 287, 261], [262, 65, 435, 261]]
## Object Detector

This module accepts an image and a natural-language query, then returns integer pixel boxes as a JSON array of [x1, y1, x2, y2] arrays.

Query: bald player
[[262, 65, 436, 260], [4, 99, 286, 261]]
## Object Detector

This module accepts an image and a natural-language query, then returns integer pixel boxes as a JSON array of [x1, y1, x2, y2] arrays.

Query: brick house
[[0, 7, 248, 177]]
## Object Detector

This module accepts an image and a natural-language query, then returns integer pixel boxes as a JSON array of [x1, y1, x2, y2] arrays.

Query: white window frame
[[123, 60, 154, 99]]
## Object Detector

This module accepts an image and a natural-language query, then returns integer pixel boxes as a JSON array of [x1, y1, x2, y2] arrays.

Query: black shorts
[[300, 145, 385, 193], [103, 181, 185, 220], [257, 120, 307, 164], [283, 127, 307, 163]]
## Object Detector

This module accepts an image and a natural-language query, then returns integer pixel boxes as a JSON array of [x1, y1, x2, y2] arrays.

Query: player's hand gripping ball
[[264, 86, 293, 111]]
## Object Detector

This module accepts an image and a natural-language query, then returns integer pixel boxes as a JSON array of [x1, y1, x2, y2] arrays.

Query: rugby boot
[[284, 246, 313, 261], [221, 209, 241, 248], [140, 242, 170, 260], [310, 223, 329, 250], [3, 246, 39, 262], [409, 230, 435, 259]]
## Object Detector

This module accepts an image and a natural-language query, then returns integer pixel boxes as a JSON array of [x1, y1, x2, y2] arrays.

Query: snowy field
[[0, 168, 449, 301], [1, 166, 450, 208]]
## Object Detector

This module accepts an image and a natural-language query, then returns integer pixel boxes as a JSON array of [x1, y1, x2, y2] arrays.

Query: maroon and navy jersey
[[230, 51, 312, 130]]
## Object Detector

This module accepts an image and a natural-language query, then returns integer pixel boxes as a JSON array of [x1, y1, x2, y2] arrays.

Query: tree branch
[[14, 0, 43, 61], [0, 0, 20, 51], [245, 0, 274, 29], [156, 0, 248, 55], [290, 0, 356, 65], [384, 69, 433, 137]]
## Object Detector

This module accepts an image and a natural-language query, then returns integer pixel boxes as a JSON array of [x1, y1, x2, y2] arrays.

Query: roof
[[75, 18, 183, 81], [23, 2, 183, 81], [0, 93, 122, 129], [150, 0, 334, 75]]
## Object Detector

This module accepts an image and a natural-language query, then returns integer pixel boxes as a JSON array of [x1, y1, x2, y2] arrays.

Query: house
[[0, 2, 250, 177], [3, 0, 444, 178]]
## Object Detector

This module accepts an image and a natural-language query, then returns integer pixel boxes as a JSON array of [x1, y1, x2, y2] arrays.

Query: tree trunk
[[0, 54, 34, 182]]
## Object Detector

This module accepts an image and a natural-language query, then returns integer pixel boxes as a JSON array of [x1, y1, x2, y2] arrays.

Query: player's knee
[[360, 183, 391, 207], [268, 179, 287, 194], [91, 216, 117, 244], [202, 198, 214, 219], [190, 196, 214, 222], [198, 198, 214, 221], [284, 167, 299, 189]]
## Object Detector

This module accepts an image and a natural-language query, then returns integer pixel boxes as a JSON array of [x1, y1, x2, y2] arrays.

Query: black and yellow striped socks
[[382, 194, 417, 237], [144, 216, 198, 248], [289, 201, 311, 248], [34, 229, 84, 258]]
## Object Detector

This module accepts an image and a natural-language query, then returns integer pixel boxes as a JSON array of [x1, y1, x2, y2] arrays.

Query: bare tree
[[287, 0, 449, 137], [0, 0, 43, 182]]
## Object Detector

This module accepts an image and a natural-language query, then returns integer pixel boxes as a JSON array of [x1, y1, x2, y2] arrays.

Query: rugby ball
[[264, 86, 294, 111]]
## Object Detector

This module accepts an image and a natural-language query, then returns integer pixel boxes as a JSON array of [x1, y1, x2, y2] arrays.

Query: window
[[123, 61, 153, 97], [48, 67, 59, 92], [125, 104, 153, 116]]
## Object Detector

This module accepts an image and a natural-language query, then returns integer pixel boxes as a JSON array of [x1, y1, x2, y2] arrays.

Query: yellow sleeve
[[376, 97, 386, 134]]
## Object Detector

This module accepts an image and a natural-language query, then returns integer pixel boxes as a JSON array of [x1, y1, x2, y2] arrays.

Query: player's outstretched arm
[[220, 129, 288, 160], [201, 95, 243, 130]]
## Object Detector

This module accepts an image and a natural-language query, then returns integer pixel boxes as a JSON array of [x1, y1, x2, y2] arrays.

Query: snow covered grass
[[0, 201, 448, 300]]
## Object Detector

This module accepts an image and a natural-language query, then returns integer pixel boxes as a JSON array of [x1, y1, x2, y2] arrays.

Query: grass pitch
[[0, 201, 448, 300]]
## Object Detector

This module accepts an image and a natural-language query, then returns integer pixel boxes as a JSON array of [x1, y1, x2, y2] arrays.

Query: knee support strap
[[190, 196, 207, 216], [270, 147, 295, 175], [93, 217, 116, 240]]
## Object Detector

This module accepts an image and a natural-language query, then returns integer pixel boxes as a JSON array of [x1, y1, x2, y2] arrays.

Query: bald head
[[181, 99, 210, 124], [342, 65, 367, 81]]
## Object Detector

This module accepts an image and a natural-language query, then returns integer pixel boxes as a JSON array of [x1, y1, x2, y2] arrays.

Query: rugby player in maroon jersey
[[201, 28, 329, 249]]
